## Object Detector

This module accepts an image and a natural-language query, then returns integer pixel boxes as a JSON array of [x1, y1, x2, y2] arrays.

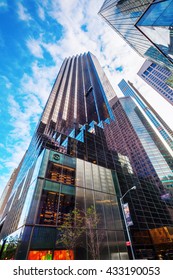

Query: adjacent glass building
[[127, 80, 173, 138], [104, 96, 173, 259], [0, 53, 173, 260], [136, 0, 173, 64], [118, 79, 173, 150], [99, 0, 173, 71], [110, 96, 173, 191], [138, 60, 173, 106]]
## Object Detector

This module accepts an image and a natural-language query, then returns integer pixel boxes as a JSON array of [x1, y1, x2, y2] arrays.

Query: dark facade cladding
[[0, 53, 173, 260], [39, 52, 115, 136], [0, 125, 131, 260], [1, 122, 173, 260], [99, 0, 173, 71]]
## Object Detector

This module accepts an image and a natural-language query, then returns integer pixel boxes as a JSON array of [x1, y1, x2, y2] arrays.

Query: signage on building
[[123, 203, 133, 227], [53, 154, 60, 161]]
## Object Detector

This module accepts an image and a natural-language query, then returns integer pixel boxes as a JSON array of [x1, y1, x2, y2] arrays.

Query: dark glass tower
[[0, 52, 173, 260], [39, 52, 115, 135], [0, 53, 128, 260]]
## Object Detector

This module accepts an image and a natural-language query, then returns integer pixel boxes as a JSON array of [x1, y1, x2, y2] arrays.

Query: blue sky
[[0, 0, 173, 197]]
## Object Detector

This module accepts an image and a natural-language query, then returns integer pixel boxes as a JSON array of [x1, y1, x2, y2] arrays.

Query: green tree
[[85, 206, 101, 260], [57, 208, 85, 259], [57, 206, 102, 260], [1, 236, 19, 260]]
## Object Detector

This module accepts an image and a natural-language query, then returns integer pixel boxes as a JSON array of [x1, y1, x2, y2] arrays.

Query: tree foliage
[[57, 208, 85, 259], [57, 206, 102, 260], [85, 205, 100, 260], [1, 236, 19, 260]]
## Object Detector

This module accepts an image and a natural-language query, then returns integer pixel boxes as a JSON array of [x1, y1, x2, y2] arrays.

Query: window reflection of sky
[[120, 98, 173, 179], [136, 0, 173, 61]]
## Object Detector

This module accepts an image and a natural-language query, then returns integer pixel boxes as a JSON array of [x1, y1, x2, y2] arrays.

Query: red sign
[[126, 241, 131, 246]]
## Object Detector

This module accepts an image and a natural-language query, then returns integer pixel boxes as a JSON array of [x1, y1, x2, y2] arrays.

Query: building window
[[28, 250, 53, 260], [37, 190, 75, 225], [28, 250, 74, 260], [46, 161, 75, 185], [53, 250, 74, 260]]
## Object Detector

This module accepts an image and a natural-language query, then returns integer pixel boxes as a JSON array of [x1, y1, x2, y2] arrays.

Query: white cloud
[[7, 95, 31, 138], [1, 75, 12, 88], [38, 0, 145, 94], [6, 94, 42, 157], [21, 61, 60, 106], [17, 3, 32, 21], [26, 38, 43, 58], [38, 5, 45, 21], [2, 93, 41, 176]]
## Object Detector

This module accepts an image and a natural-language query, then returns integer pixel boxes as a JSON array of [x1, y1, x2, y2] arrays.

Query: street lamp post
[[120, 186, 136, 260]]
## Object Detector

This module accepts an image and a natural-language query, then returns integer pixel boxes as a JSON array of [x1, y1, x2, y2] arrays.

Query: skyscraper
[[118, 79, 173, 151], [40, 52, 115, 136], [0, 52, 128, 260], [0, 52, 173, 260], [105, 96, 173, 191], [127, 80, 173, 138], [99, 0, 173, 71], [138, 60, 173, 106], [104, 96, 173, 259], [135, 0, 173, 65]]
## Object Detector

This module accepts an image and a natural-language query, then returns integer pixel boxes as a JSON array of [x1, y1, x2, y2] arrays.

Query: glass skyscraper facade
[[138, 60, 173, 106], [104, 96, 173, 259], [1, 53, 173, 260], [0, 126, 132, 260], [114, 96, 173, 191], [0, 53, 128, 260], [136, 0, 173, 64], [127, 80, 173, 138], [39, 52, 115, 136], [99, 0, 173, 71], [118, 79, 173, 150], [105, 96, 173, 191]]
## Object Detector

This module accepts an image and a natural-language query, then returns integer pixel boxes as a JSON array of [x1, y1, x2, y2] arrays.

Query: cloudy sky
[[0, 0, 173, 197]]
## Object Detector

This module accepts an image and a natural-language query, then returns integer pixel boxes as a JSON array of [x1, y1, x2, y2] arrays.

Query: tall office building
[[138, 60, 173, 106], [0, 52, 128, 260], [105, 96, 173, 191], [127, 80, 173, 138], [118, 79, 173, 150], [99, 0, 173, 71], [0, 53, 173, 260]]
